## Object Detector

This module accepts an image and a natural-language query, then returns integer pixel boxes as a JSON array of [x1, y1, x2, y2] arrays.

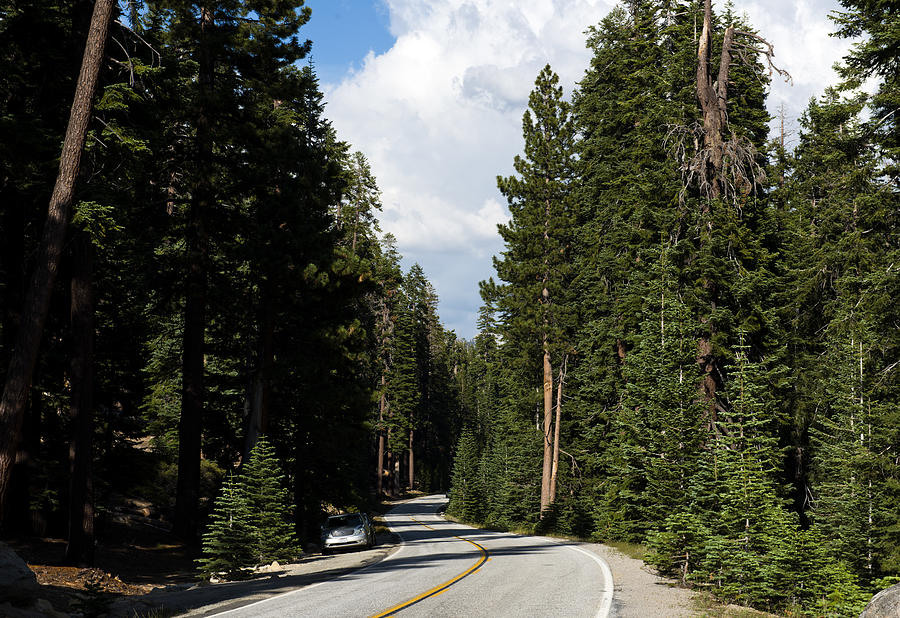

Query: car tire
[[323, 548, 331, 555]]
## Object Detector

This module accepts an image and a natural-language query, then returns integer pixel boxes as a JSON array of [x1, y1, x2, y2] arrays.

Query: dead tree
[[670, 0, 790, 410], [671, 0, 790, 205]]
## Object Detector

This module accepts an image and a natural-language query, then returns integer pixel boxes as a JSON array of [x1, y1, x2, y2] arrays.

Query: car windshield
[[327, 514, 362, 528]]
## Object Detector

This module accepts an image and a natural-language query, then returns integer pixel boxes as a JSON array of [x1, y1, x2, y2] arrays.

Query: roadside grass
[[603, 540, 646, 561], [691, 592, 780, 617], [131, 608, 179, 618]]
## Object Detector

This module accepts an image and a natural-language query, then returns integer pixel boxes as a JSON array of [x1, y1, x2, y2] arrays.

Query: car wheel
[[323, 547, 331, 555]]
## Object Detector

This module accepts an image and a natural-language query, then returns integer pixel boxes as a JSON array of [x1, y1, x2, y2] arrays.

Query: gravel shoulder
[[576, 541, 697, 617]]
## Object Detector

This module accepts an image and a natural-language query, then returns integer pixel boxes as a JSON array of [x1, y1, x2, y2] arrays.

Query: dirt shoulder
[[113, 532, 401, 617], [7, 523, 400, 617], [576, 541, 697, 617]]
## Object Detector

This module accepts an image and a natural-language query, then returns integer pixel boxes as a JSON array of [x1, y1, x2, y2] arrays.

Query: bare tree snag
[[0, 0, 114, 522], [672, 0, 789, 205], [696, 0, 729, 201]]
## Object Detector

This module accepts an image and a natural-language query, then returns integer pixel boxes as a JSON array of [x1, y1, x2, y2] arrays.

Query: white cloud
[[324, 0, 851, 337], [728, 0, 853, 141]]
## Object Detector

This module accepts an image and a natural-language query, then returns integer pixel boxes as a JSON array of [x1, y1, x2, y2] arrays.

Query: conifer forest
[[0, 0, 898, 615]]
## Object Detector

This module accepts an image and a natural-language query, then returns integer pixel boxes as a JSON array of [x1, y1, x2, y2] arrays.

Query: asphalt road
[[210, 494, 613, 617]]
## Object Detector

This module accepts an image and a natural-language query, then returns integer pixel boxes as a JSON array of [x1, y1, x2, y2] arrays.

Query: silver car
[[321, 512, 376, 554]]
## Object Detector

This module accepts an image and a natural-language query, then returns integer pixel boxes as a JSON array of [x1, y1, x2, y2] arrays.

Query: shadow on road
[[124, 495, 578, 616]]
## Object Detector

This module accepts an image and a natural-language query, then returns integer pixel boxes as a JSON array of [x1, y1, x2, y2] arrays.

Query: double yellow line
[[370, 517, 489, 617]]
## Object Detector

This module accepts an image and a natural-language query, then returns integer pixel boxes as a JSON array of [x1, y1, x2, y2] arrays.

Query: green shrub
[[197, 437, 300, 579]]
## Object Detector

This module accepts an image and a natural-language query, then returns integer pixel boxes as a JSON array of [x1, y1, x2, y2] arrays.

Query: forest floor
[[7, 516, 199, 615]]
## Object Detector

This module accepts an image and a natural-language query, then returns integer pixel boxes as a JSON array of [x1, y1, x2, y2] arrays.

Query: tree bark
[[376, 385, 386, 497], [696, 0, 734, 202], [243, 277, 274, 462], [549, 355, 566, 505], [695, 0, 734, 410], [408, 426, 414, 491], [174, 5, 213, 541], [0, 0, 114, 521], [539, 182, 553, 517], [1, 187, 24, 365], [540, 340, 553, 515], [65, 231, 95, 566], [8, 393, 40, 534]]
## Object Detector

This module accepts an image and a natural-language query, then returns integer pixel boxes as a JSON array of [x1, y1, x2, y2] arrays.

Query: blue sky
[[301, 0, 394, 86], [299, 0, 854, 340]]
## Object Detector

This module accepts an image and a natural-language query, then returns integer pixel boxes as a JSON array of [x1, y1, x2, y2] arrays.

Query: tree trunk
[[549, 355, 566, 505], [376, 385, 386, 497], [408, 426, 414, 491], [1, 187, 24, 366], [392, 453, 400, 497], [540, 339, 553, 515], [65, 231, 94, 566], [696, 0, 734, 202], [695, 0, 732, 411], [8, 393, 40, 534], [0, 0, 114, 521], [243, 278, 274, 461], [174, 6, 213, 541]]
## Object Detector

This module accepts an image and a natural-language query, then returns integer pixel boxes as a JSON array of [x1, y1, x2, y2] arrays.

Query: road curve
[[211, 494, 613, 617]]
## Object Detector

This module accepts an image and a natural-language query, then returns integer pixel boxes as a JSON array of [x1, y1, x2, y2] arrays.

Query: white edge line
[[435, 509, 614, 618], [565, 544, 614, 618], [208, 521, 409, 617]]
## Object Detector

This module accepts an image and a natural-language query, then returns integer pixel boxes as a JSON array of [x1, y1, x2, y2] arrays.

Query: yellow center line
[[369, 516, 489, 617]]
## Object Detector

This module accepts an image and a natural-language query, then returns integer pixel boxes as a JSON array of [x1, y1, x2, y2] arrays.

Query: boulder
[[861, 582, 900, 618], [0, 541, 39, 602]]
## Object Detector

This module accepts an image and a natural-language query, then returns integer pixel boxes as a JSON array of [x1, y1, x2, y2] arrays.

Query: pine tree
[[197, 472, 255, 579], [198, 437, 298, 578], [241, 437, 300, 565], [493, 64, 577, 516], [606, 247, 706, 541], [448, 428, 485, 522], [786, 86, 900, 581], [337, 151, 382, 256], [568, 2, 701, 540]]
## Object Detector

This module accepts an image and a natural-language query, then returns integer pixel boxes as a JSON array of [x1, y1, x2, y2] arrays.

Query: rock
[[861, 582, 900, 618], [0, 541, 40, 603], [32, 598, 68, 617], [0, 598, 66, 618], [256, 560, 282, 574]]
